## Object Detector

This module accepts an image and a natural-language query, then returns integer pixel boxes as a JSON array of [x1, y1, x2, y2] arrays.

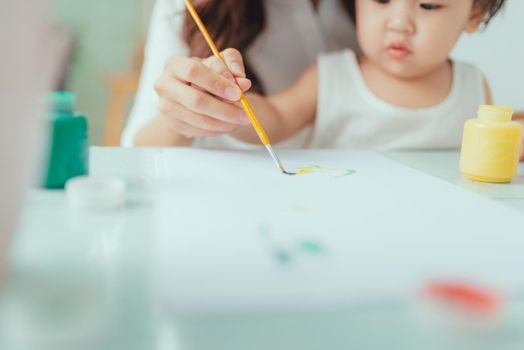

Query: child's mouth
[[387, 44, 411, 60]]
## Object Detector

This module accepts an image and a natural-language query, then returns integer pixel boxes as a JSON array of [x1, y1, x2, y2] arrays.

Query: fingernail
[[231, 62, 242, 74], [225, 87, 241, 101]]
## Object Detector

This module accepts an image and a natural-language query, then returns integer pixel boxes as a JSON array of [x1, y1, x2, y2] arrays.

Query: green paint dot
[[338, 169, 356, 178], [299, 240, 325, 254], [274, 249, 293, 265]]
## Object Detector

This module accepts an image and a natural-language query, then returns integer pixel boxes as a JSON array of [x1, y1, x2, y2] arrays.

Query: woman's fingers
[[169, 118, 224, 138], [159, 100, 240, 137], [202, 55, 236, 83], [165, 56, 242, 102], [170, 102, 241, 133], [202, 55, 252, 92], [222, 48, 246, 78], [156, 54, 253, 140], [236, 77, 252, 92], [204, 50, 249, 83], [156, 75, 249, 126]]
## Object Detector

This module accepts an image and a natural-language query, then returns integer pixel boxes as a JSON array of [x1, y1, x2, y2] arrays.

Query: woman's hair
[[181, 0, 505, 92], [182, 0, 354, 93]]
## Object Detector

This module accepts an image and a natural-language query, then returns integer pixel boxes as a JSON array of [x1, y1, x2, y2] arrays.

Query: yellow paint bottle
[[460, 105, 523, 183]]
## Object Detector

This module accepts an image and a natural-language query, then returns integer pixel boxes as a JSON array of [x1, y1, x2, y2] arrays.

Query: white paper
[[154, 149, 524, 314]]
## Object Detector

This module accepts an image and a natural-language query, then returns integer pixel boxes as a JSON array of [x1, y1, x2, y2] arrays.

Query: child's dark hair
[[477, 0, 506, 25], [345, 0, 506, 26]]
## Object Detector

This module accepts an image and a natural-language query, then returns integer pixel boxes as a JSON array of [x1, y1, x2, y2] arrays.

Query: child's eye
[[374, 0, 391, 4], [419, 3, 442, 10]]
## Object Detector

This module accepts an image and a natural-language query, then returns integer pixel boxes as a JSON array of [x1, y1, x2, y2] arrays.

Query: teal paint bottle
[[42, 91, 89, 189]]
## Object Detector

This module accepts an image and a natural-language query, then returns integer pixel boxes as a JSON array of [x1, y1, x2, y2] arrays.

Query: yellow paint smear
[[296, 167, 315, 175], [295, 204, 309, 213]]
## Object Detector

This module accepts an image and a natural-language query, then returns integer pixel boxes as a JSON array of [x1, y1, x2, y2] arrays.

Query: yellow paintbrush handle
[[239, 96, 270, 145], [184, 0, 271, 146], [184, 0, 221, 57]]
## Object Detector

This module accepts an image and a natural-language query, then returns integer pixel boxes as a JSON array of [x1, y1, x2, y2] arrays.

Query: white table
[[2, 147, 524, 350]]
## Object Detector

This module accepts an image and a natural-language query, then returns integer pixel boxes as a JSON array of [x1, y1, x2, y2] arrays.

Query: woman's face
[[355, 0, 484, 79]]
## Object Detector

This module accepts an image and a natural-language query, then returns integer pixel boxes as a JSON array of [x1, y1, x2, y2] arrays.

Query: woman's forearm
[[134, 114, 192, 147]]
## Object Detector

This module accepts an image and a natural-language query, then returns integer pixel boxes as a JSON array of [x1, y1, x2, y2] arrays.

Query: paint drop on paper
[[295, 204, 309, 214], [296, 167, 315, 175], [274, 249, 292, 265], [260, 225, 326, 266], [339, 169, 356, 178], [295, 165, 357, 178], [299, 240, 325, 254]]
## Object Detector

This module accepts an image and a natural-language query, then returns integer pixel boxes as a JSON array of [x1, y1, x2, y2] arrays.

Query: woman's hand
[[154, 48, 252, 139]]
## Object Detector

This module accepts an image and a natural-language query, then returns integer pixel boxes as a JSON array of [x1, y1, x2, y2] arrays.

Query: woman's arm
[[231, 65, 319, 145], [134, 113, 192, 146]]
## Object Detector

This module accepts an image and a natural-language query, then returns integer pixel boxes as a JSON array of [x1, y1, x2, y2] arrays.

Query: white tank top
[[310, 50, 486, 150]]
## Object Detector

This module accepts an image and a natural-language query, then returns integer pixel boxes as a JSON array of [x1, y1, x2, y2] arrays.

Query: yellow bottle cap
[[478, 105, 514, 122]]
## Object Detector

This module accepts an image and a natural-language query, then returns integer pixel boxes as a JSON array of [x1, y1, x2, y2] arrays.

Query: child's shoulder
[[319, 49, 357, 62], [450, 58, 484, 78], [317, 49, 358, 74], [450, 59, 489, 103]]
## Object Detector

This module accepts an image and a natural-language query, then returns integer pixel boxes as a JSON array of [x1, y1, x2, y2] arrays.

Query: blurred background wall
[[54, 0, 155, 145], [452, 0, 524, 111], [54, 0, 523, 146]]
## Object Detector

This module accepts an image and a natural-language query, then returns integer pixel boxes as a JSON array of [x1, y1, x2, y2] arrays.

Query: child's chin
[[381, 62, 422, 80]]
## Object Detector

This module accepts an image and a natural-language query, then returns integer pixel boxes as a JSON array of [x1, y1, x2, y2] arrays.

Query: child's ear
[[464, 4, 486, 33]]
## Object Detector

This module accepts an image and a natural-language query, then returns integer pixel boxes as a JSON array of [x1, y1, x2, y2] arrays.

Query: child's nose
[[387, 8, 415, 35]]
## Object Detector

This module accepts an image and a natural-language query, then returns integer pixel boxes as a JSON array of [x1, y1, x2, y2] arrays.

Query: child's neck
[[358, 55, 453, 109]]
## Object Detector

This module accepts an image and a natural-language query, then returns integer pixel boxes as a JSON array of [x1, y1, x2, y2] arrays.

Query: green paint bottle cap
[[50, 91, 76, 114]]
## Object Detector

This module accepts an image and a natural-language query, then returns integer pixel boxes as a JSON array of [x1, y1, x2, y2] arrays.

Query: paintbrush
[[184, 0, 296, 176]]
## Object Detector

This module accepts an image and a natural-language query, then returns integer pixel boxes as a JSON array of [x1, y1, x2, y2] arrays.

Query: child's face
[[355, 0, 485, 79]]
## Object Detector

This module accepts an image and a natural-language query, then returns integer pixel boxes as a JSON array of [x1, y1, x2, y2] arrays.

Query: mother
[[122, 0, 358, 148]]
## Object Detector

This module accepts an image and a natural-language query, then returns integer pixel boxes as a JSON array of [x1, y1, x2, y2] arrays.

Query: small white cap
[[66, 176, 126, 210]]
